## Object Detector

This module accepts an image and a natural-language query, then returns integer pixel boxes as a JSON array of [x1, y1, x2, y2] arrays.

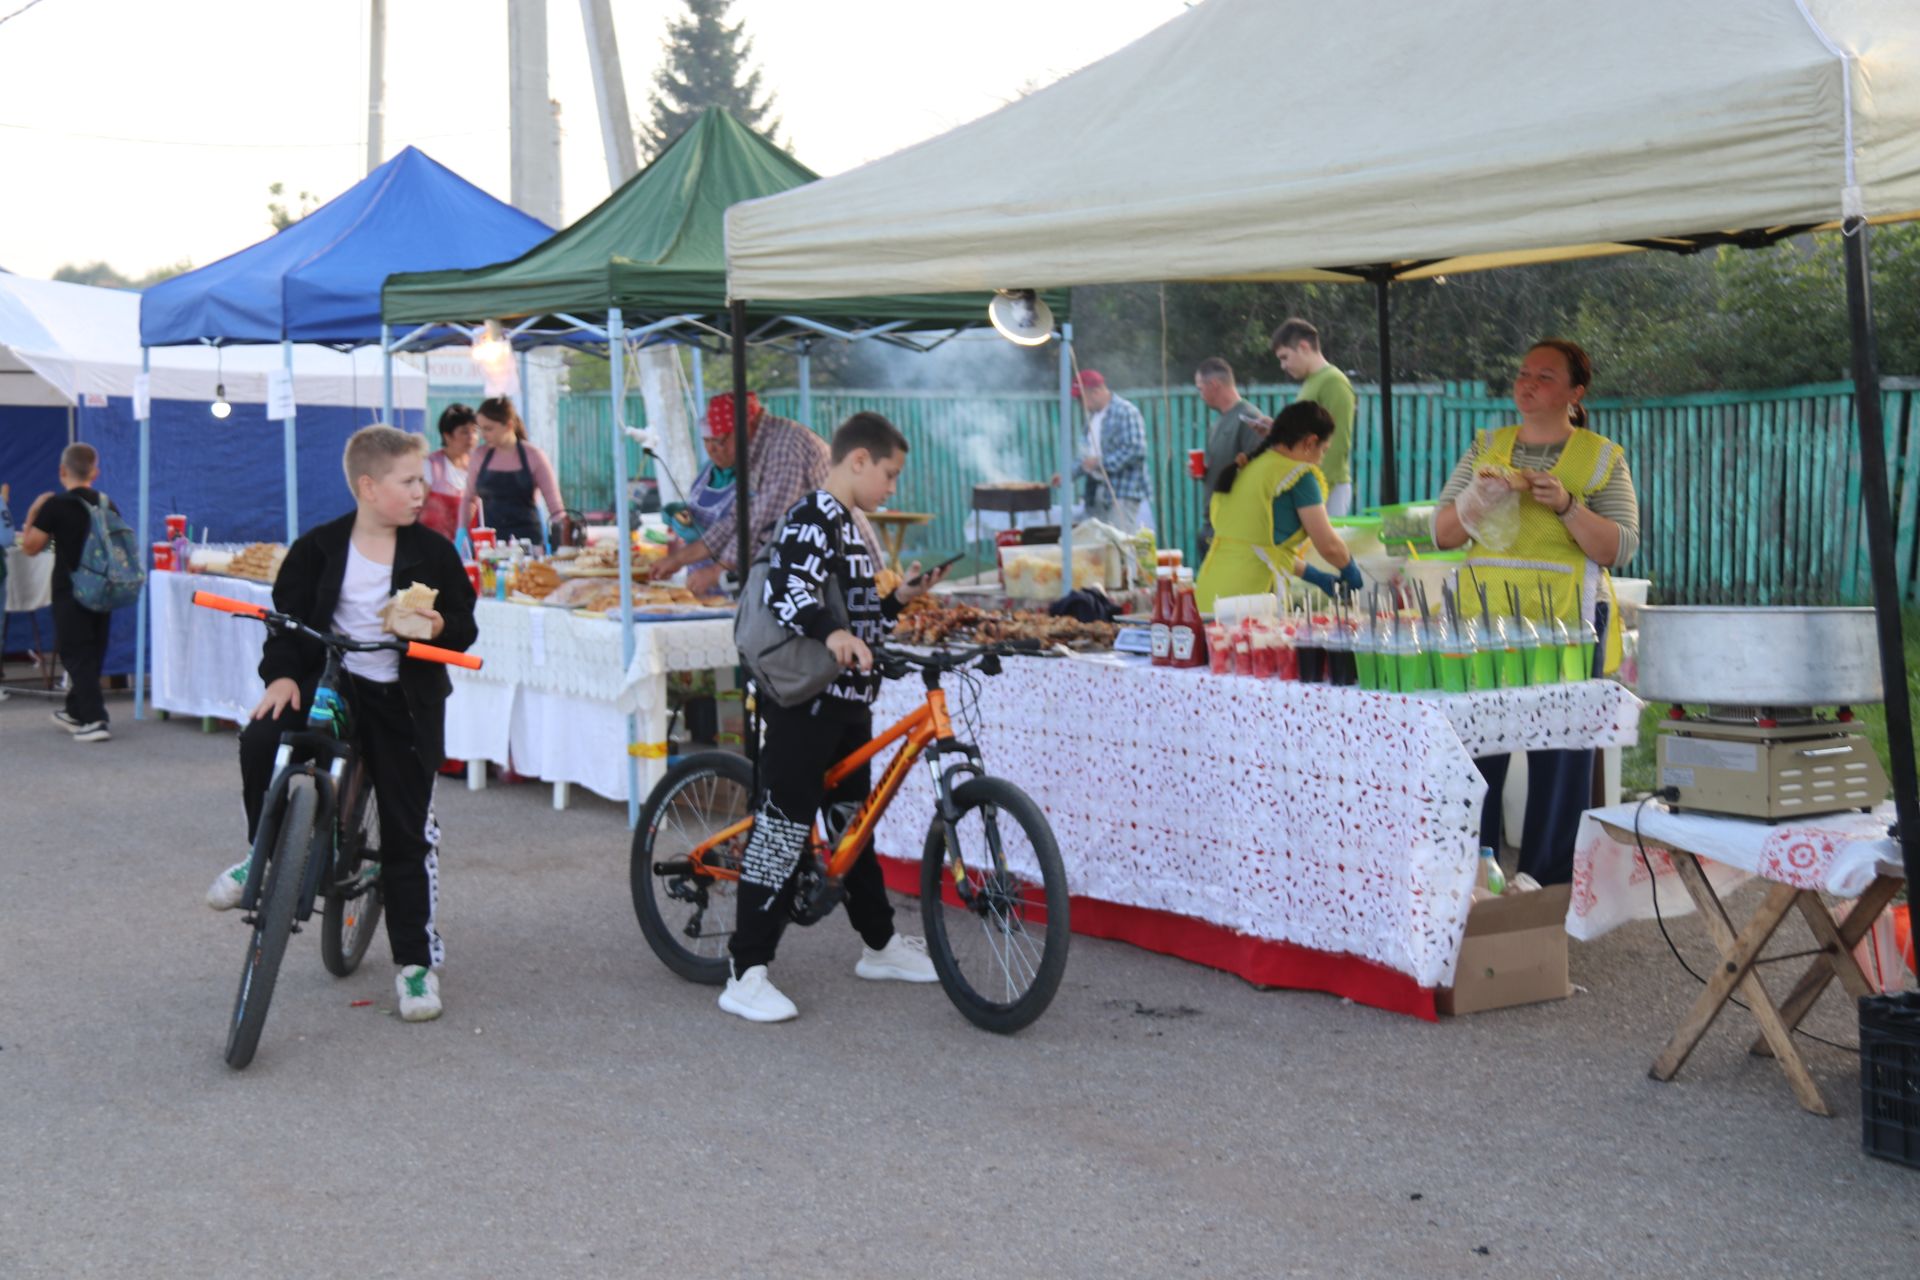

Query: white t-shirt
[[335, 541, 401, 683]]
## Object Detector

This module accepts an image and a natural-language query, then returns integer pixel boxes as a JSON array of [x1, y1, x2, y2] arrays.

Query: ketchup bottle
[[1150, 565, 1175, 666], [1171, 567, 1207, 668]]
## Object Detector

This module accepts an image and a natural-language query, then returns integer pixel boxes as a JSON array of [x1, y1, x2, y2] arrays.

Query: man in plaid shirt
[[1072, 370, 1152, 531], [652, 392, 877, 587]]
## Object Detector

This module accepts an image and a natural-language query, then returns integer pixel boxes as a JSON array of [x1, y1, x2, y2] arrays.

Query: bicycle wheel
[[920, 775, 1070, 1034], [321, 775, 384, 978], [226, 775, 318, 1069], [632, 752, 753, 985]]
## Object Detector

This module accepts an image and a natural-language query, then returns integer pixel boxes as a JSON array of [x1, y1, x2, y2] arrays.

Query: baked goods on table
[[226, 543, 288, 583], [561, 541, 669, 577], [894, 596, 1116, 650], [515, 561, 563, 599]]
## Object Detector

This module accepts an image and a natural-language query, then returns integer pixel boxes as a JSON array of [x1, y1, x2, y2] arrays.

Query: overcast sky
[[0, 0, 1190, 280]]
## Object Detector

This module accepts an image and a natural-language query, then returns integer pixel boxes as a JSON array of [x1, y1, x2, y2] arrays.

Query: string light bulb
[[210, 383, 231, 419]]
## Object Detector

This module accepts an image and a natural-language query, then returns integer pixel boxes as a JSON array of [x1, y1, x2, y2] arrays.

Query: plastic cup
[[1470, 650, 1498, 692], [1500, 647, 1528, 688], [1529, 642, 1561, 685], [164, 514, 188, 539], [1205, 623, 1232, 675], [471, 527, 497, 551], [152, 542, 174, 571], [1187, 448, 1206, 479], [1559, 641, 1587, 683], [464, 561, 482, 595]]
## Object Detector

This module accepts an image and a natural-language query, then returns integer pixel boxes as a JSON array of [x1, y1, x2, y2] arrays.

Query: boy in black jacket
[[205, 426, 478, 1023], [722, 412, 948, 1024]]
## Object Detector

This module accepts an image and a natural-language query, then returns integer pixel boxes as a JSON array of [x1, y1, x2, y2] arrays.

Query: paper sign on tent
[[266, 370, 295, 421]]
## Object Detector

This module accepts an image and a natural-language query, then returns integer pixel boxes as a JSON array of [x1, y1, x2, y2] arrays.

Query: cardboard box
[[1438, 883, 1572, 1016]]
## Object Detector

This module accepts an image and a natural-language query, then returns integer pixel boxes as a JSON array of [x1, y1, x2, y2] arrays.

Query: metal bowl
[[1636, 606, 1885, 706]]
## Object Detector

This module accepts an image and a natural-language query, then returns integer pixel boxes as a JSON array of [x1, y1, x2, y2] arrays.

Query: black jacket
[[259, 512, 479, 770]]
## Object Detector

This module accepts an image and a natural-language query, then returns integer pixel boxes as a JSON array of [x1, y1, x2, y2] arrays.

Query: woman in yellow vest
[[1196, 401, 1363, 610], [1434, 339, 1641, 885]]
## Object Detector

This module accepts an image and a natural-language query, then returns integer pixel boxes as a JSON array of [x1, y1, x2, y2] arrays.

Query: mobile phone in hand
[[907, 553, 964, 587]]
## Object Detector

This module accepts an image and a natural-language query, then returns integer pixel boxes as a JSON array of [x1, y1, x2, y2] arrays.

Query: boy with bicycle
[[206, 426, 477, 1023], [722, 412, 949, 1023]]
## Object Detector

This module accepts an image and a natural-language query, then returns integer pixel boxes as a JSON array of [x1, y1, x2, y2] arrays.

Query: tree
[[267, 181, 317, 231], [639, 0, 780, 159], [51, 259, 192, 291]]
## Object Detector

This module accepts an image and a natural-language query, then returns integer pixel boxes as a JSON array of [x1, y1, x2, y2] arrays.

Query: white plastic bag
[[1455, 475, 1523, 552]]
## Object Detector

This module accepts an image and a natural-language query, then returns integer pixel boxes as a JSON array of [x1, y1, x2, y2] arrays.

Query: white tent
[[0, 274, 424, 411], [725, 0, 1920, 297]]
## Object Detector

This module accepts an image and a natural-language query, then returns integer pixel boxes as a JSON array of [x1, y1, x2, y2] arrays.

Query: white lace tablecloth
[[6, 546, 53, 613], [871, 658, 1641, 988], [1568, 800, 1904, 940], [149, 570, 273, 721], [461, 600, 736, 714]]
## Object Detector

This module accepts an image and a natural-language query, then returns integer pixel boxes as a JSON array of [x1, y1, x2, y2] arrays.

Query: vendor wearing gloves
[[1195, 401, 1361, 610], [660, 395, 746, 593], [1432, 338, 1640, 885]]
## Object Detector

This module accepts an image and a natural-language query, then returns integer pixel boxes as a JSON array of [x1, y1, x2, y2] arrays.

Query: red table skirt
[[876, 854, 1437, 1021]]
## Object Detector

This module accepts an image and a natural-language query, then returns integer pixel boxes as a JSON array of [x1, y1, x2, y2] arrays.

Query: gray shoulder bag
[[734, 548, 850, 708]]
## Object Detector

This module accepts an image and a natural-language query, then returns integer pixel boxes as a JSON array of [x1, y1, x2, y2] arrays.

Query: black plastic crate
[[1861, 992, 1920, 1170]]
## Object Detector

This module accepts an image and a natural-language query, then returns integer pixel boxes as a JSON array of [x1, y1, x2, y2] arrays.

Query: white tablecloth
[[149, 570, 273, 721], [6, 545, 52, 613], [871, 657, 1642, 988], [1568, 799, 1903, 940]]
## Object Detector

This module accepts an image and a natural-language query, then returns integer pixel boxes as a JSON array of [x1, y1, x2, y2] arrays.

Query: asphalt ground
[[1, 688, 1914, 1279]]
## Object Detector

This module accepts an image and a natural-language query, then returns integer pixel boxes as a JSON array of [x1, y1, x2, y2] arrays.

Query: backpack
[[733, 525, 850, 709], [70, 493, 145, 612]]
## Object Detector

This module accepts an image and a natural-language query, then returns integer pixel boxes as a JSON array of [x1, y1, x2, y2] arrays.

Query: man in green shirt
[[1272, 318, 1357, 516], [1193, 356, 1270, 557]]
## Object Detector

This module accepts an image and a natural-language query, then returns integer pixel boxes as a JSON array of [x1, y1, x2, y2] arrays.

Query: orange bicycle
[[630, 641, 1069, 1033]]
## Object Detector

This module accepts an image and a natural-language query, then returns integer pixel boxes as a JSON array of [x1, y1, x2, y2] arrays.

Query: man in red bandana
[[652, 393, 870, 591]]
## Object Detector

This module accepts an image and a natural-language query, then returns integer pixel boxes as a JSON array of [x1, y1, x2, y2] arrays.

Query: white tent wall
[[725, 0, 1920, 297]]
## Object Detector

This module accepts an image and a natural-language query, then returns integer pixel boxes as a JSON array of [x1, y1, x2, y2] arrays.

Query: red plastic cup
[[463, 561, 482, 595], [1205, 623, 1232, 675], [164, 514, 188, 539], [471, 527, 497, 551], [1187, 448, 1206, 479], [152, 542, 175, 571]]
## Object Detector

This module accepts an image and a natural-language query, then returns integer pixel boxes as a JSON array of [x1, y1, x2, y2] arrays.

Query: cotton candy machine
[[1638, 606, 1890, 820]]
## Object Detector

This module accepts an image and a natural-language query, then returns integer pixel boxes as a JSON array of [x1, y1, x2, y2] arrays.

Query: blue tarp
[[140, 147, 551, 347], [1, 404, 67, 664]]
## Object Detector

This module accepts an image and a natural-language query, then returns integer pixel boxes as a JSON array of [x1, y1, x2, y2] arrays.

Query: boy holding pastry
[[205, 426, 478, 1022]]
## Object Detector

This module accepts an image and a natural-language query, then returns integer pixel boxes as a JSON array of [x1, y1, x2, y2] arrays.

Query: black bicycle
[[631, 640, 1070, 1033], [192, 590, 480, 1068]]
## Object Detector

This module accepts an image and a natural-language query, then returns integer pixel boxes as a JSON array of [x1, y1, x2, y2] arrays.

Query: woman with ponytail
[[1195, 400, 1362, 609], [1433, 338, 1641, 885]]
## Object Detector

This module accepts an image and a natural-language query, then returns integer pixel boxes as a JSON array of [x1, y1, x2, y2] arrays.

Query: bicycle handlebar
[[191, 589, 483, 671], [873, 638, 1042, 674]]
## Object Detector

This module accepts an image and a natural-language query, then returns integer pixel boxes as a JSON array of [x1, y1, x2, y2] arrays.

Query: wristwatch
[[1557, 493, 1581, 518]]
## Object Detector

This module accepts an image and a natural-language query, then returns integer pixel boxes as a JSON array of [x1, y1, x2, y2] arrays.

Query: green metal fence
[[548, 379, 1920, 607]]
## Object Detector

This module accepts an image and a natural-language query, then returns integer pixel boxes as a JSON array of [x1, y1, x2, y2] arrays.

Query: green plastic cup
[[1398, 651, 1433, 692], [1355, 649, 1378, 690], [1439, 652, 1470, 694], [1500, 648, 1528, 688], [1470, 650, 1498, 692], [1529, 642, 1561, 685]]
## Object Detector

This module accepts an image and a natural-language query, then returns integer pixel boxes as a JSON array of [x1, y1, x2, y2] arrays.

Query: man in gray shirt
[[1194, 357, 1270, 556]]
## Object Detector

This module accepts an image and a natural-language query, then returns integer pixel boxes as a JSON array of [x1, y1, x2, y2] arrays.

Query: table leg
[[552, 781, 570, 811], [467, 759, 486, 792], [1749, 874, 1903, 1058], [1651, 855, 1830, 1115]]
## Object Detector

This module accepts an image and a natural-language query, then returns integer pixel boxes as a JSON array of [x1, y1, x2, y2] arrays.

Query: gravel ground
[[1, 689, 1913, 1279]]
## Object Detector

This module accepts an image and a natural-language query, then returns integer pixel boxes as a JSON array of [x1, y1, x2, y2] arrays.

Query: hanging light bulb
[[988, 289, 1055, 346], [210, 383, 231, 419], [469, 319, 514, 379]]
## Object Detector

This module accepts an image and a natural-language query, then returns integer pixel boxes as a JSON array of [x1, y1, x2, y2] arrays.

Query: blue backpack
[[71, 494, 145, 612]]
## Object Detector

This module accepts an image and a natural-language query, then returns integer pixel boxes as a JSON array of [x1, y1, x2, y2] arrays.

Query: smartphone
[[907, 553, 964, 586]]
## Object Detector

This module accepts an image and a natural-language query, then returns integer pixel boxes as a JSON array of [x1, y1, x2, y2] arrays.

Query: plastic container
[[1374, 502, 1439, 552], [151, 542, 174, 571], [165, 514, 188, 540], [1478, 847, 1507, 896], [1205, 622, 1233, 675], [1861, 992, 1920, 1169], [1434, 612, 1470, 694], [1464, 616, 1497, 692], [1003, 543, 1107, 600], [1576, 613, 1600, 681], [1295, 612, 1326, 684], [1353, 616, 1379, 690]]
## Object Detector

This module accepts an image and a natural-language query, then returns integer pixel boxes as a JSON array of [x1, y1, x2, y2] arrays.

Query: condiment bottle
[[1170, 567, 1207, 668], [1150, 565, 1175, 666]]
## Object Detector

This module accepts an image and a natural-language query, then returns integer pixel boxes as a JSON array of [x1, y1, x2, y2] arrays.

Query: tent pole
[[689, 344, 705, 407], [381, 322, 394, 427], [1375, 274, 1396, 507], [134, 346, 150, 722], [1057, 323, 1075, 585], [1841, 222, 1918, 889], [798, 340, 812, 430], [281, 339, 299, 541], [731, 300, 756, 771], [609, 309, 641, 828]]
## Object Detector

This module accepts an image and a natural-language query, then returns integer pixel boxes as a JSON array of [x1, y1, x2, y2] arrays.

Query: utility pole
[[579, 0, 639, 186], [508, 0, 563, 226], [365, 0, 386, 173]]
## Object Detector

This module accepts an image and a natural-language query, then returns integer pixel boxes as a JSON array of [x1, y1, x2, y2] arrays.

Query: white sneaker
[[73, 721, 111, 743], [51, 710, 83, 733], [206, 858, 251, 910], [718, 964, 799, 1023], [397, 966, 442, 1022], [855, 933, 940, 983]]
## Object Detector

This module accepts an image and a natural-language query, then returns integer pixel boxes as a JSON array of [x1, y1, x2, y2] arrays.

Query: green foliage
[[1070, 227, 1920, 399], [639, 0, 780, 160], [51, 258, 192, 290], [266, 181, 316, 232]]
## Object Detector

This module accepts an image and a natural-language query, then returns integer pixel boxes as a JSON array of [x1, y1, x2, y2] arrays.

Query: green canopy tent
[[382, 108, 1069, 823]]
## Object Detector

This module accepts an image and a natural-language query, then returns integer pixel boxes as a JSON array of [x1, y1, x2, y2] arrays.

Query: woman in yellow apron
[[1196, 401, 1362, 610], [1434, 339, 1642, 885]]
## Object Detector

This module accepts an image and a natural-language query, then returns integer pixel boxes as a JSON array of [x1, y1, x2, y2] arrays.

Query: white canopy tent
[[725, 0, 1920, 894]]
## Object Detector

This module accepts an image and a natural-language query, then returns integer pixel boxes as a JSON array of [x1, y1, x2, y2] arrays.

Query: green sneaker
[[206, 858, 250, 911], [397, 966, 442, 1022]]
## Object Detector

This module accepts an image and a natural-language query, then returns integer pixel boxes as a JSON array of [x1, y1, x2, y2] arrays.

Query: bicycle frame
[[686, 682, 975, 884]]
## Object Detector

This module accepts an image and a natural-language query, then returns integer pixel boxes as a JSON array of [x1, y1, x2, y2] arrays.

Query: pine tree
[[639, 0, 781, 159]]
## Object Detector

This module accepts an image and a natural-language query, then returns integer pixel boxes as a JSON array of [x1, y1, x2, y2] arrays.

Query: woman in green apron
[[1434, 339, 1641, 885], [1196, 401, 1362, 610]]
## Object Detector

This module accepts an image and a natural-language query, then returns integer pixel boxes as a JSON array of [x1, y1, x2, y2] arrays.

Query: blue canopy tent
[[134, 145, 551, 718]]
